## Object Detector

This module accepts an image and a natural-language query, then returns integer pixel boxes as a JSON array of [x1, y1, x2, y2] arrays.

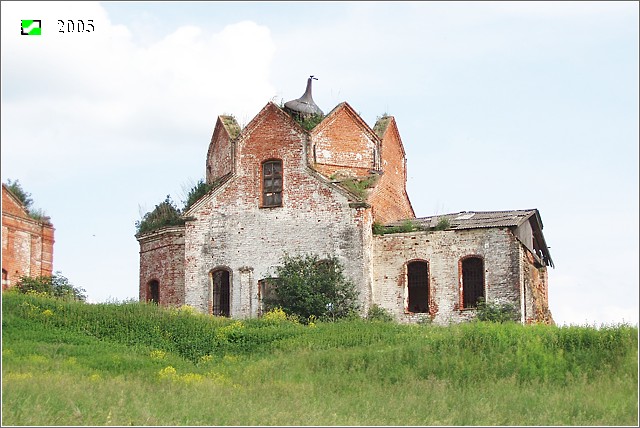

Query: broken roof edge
[[385, 209, 554, 268], [388, 209, 539, 227]]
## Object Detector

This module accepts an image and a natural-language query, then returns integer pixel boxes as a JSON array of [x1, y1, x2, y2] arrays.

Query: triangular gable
[[239, 101, 303, 141], [310, 102, 382, 179], [312, 102, 381, 146], [2, 184, 31, 219], [206, 115, 240, 184]]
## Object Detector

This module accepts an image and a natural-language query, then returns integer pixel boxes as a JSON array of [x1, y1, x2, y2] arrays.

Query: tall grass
[[2, 292, 637, 425]]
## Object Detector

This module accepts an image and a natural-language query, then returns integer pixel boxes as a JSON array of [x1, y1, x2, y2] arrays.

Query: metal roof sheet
[[389, 209, 538, 230]]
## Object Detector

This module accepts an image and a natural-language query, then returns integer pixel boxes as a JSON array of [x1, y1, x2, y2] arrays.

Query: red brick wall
[[310, 103, 379, 179], [206, 116, 236, 184], [368, 117, 415, 224], [138, 226, 185, 306], [2, 185, 54, 289]]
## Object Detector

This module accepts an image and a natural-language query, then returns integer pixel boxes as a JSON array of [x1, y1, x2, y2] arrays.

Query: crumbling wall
[[1, 186, 54, 289], [206, 116, 237, 185], [138, 226, 185, 306], [521, 247, 554, 325], [372, 227, 523, 324], [184, 103, 371, 317], [368, 116, 415, 224]]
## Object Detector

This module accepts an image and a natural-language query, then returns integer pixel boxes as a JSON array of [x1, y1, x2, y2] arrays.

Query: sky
[[1, 1, 638, 326]]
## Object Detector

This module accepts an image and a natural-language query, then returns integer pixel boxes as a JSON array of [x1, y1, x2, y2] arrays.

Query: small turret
[[284, 76, 324, 120]]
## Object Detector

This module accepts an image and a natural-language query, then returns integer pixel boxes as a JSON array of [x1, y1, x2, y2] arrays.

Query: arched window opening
[[211, 269, 231, 317], [148, 280, 160, 304], [407, 261, 429, 313], [262, 159, 283, 207], [462, 257, 484, 308]]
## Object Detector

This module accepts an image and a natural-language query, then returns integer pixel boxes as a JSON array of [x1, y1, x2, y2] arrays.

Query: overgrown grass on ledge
[[373, 217, 450, 235], [2, 292, 637, 426], [337, 175, 378, 200]]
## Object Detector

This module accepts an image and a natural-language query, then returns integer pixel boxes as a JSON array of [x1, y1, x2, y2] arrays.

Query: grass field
[[2, 291, 637, 426]]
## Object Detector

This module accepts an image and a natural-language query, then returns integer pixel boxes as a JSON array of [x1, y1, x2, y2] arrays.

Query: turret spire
[[284, 76, 324, 118]]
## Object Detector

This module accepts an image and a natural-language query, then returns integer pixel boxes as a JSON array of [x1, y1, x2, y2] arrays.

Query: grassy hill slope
[[2, 292, 637, 425]]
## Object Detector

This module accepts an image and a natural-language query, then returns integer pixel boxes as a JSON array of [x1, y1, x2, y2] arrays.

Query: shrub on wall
[[135, 195, 184, 235], [3, 179, 50, 223], [264, 254, 360, 323]]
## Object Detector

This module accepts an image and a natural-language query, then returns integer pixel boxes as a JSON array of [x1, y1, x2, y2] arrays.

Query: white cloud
[[1, 2, 277, 303], [2, 2, 276, 181]]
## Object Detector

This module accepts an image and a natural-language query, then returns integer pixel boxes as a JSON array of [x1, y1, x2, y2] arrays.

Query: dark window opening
[[262, 160, 283, 207], [212, 269, 231, 317], [462, 257, 484, 308], [407, 261, 429, 313], [148, 280, 160, 304]]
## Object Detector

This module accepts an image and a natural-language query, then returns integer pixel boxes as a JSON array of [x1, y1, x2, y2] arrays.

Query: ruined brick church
[[137, 77, 554, 324]]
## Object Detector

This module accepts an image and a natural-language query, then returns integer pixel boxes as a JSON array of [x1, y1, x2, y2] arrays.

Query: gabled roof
[[313, 101, 382, 145]]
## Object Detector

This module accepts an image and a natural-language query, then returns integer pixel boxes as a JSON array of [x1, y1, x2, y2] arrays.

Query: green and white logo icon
[[21, 20, 42, 35]]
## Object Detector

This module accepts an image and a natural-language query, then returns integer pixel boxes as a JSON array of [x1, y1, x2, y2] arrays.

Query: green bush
[[475, 298, 519, 323], [366, 304, 394, 322], [183, 179, 215, 213], [3, 179, 50, 223], [264, 254, 360, 323], [16, 272, 86, 302], [135, 195, 184, 235]]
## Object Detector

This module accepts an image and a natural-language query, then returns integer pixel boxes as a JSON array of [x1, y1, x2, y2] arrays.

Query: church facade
[[137, 79, 553, 325]]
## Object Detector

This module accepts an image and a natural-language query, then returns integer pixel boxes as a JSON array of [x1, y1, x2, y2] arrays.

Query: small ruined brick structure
[[137, 78, 554, 324], [2, 184, 55, 290]]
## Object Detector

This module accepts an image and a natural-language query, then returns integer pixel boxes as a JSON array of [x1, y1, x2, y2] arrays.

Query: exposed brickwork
[[136, 95, 552, 325], [372, 227, 529, 325], [183, 102, 371, 317], [138, 226, 185, 306], [310, 103, 379, 179], [521, 247, 554, 325], [1, 184, 54, 289], [368, 117, 415, 224], [206, 116, 236, 184]]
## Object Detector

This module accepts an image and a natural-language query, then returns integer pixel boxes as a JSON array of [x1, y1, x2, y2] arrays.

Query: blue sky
[[2, 1, 638, 326]]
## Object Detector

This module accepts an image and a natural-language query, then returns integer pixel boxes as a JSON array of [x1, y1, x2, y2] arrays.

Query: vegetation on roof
[[294, 113, 324, 131], [372, 217, 450, 236], [135, 195, 185, 236], [183, 179, 216, 213], [333, 174, 379, 200], [220, 115, 241, 139], [136, 179, 219, 236], [373, 114, 392, 138], [3, 179, 51, 224]]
